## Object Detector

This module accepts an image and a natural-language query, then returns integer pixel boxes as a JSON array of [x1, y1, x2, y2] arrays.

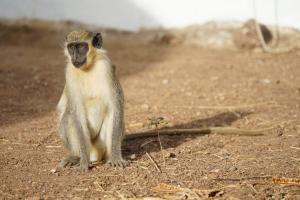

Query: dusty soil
[[0, 20, 299, 199]]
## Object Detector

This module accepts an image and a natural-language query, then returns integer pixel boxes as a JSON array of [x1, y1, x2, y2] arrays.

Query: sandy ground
[[0, 20, 299, 199]]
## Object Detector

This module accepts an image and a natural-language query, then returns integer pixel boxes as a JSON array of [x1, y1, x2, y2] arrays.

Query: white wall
[[0, 0, 299, 31]]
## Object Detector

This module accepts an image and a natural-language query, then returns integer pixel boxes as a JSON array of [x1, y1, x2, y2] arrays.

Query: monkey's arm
[[105, 103, 127, 167], [56, 86, 67, 121], [65, 81, 91, 171], [125, 126, 277, 140], [105, 76, 127, 167]]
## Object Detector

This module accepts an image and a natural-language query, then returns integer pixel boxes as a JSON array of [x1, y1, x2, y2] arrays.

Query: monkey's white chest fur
[[66, 58, 113, 138]]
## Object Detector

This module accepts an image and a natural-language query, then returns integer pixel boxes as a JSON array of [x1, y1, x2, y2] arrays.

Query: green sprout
[[148, 116, 168, 129]]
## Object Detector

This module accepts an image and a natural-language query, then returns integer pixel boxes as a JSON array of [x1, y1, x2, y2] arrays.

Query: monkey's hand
[[77, 163, 89, 172], [59, 155, 89, 172], [107, 157, 128, 168], [59, 155, 80, 168], [78, 156, 89, 172]]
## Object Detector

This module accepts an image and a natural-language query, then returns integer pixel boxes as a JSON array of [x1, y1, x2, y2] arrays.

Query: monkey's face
[[65, 31, 103, 70], [67, 42, 89, 68]]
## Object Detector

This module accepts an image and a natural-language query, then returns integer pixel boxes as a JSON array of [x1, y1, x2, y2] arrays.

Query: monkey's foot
[[106, 157, 128, 168], [77, 159, 89, 172], [75, 164, 89, 172], [59, 155, 80, 168]]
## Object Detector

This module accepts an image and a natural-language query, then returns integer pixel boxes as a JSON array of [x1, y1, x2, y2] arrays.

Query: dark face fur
[[67, 42, 89, 68]]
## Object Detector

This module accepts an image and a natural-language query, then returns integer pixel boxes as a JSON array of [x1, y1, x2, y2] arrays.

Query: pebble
[[50, 168, 57, 173], [129, 122, 143, 129], [26, 197, 41, 200], [141, 104, 149, 110], [261, 78, 271, 84], [130, 154, 137, 160], [162, 79, 169, 84], [229, 166, 238, 171], [211, 169, 220, 173], [166, 152, 176, 158]]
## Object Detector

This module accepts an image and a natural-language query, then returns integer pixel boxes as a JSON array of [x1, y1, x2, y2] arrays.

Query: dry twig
[[290, 146, 300, 150], [214, 176, 272, 182], [174, 101, 279, 110], [151, 183, 223, 198], [146, 152, 161, 173], [126, 126, 277, 140], [272, 177, 300, 186], [45, 145, 62, 149]]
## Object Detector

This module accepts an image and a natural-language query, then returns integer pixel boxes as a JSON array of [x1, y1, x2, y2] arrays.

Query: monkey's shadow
[[123, 111, 252, 159]]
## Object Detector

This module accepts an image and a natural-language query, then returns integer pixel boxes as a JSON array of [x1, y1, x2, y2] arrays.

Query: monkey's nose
[[73, 61, 82, 68]]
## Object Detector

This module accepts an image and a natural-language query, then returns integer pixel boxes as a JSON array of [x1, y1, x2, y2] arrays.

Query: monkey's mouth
[[72, 58, 87, 68]]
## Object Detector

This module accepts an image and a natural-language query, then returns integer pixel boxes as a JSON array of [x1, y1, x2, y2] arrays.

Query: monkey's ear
[[92, 33, 103, 49]]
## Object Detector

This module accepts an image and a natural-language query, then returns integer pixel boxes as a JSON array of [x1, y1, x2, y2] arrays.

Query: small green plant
[[148, 116, 168, 129], [147, 116, 169, 167]]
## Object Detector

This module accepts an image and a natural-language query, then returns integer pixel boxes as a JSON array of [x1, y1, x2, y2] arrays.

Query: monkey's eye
[[67, 44, 75, 53], [77, 43, 88, 52]]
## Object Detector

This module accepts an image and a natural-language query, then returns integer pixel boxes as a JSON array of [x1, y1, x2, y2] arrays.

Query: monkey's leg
[[58, 112, 81, 168], [58, 112, 89, 171], [104, 110, 128, 168], [73, 115, 90, 172]]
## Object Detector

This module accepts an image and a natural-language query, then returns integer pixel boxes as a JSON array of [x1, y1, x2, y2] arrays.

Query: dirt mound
[[150, 20, 300, 52], [233, 19, 273, 49]]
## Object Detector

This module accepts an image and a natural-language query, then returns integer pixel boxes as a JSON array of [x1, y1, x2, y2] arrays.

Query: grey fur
[[106, 73, 127, 167]]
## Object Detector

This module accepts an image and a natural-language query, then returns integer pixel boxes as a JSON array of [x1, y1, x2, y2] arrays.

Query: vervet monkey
[[57, 30, 127, 171]]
